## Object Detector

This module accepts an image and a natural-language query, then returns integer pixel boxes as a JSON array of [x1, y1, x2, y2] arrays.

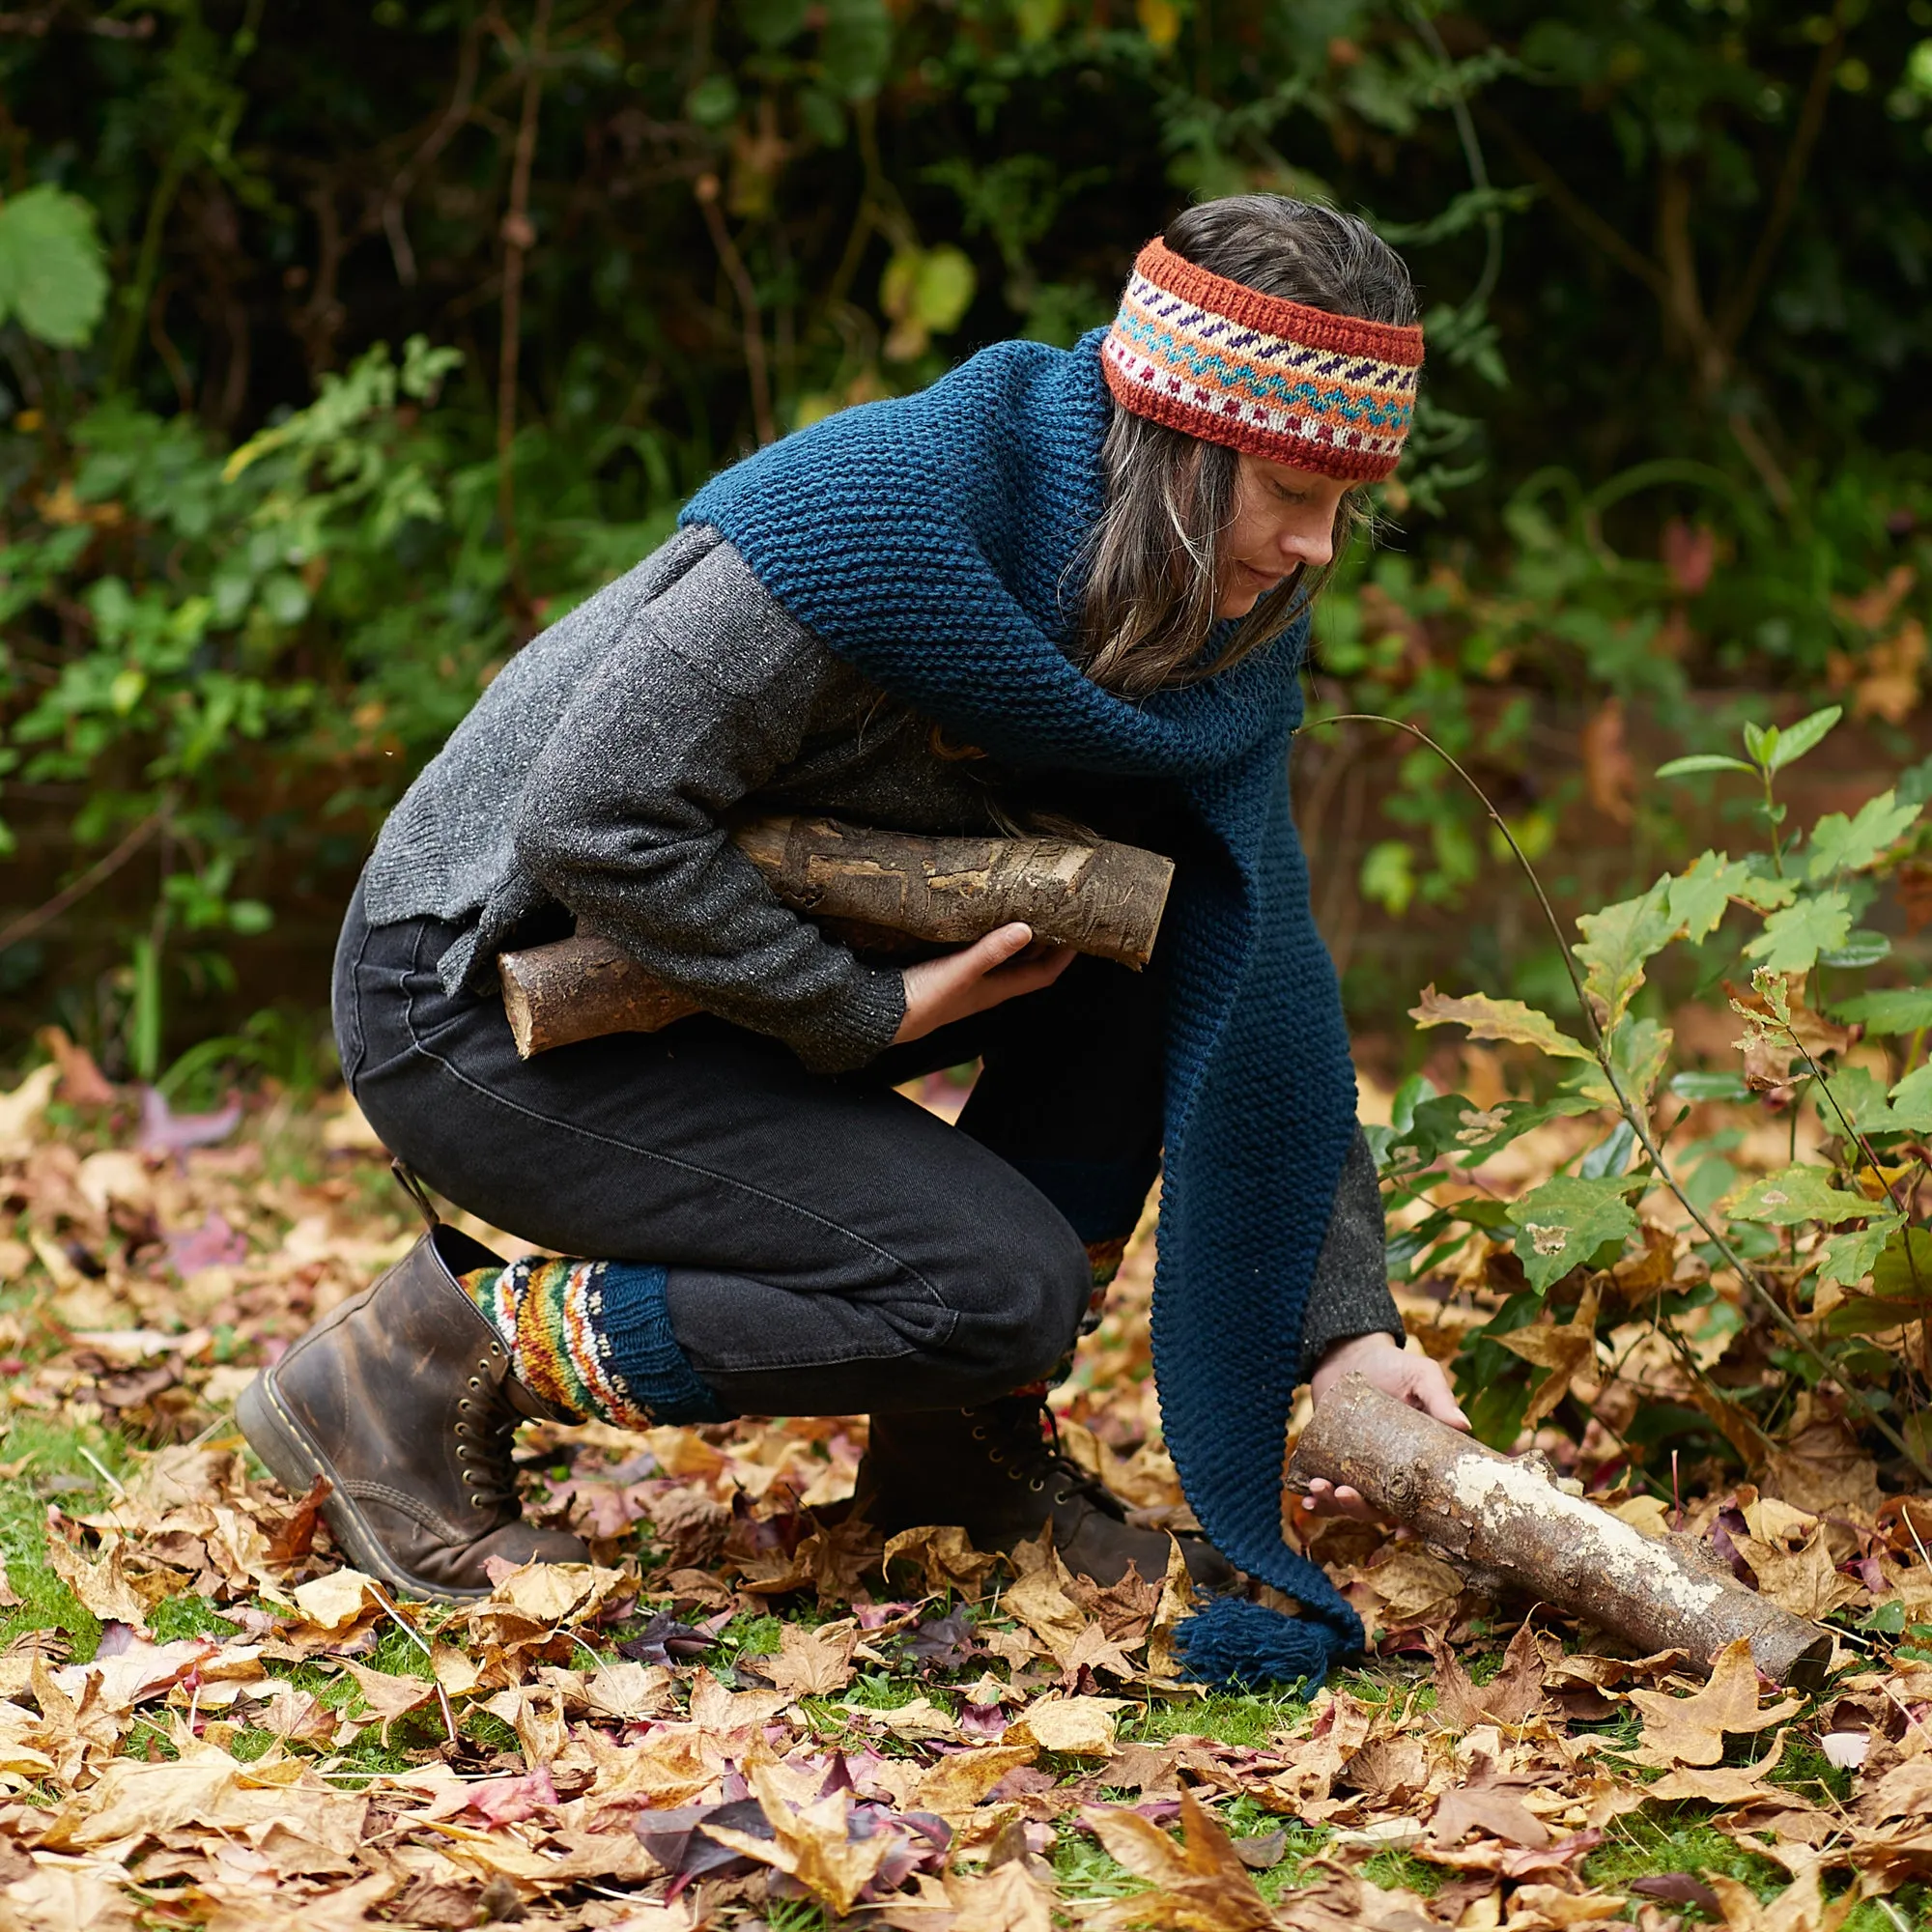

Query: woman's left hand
[[1296, 1332, 1469, 1523]]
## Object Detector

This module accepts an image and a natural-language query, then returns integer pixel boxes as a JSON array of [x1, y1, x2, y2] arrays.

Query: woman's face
[[1213, 453, 1352, 618]]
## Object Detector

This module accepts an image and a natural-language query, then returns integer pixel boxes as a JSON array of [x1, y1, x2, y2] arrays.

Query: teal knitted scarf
[[684, 331, 1364, 1687]]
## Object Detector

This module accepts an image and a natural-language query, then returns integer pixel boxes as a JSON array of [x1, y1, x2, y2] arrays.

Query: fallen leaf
[[1006, 1695, 1124, 1757], [1083, 1788, 1277, 1930], [1496, 1281, 1602, 1427], [760, 1618, 858, 1698], [1628, 1640, 1804, 1768]]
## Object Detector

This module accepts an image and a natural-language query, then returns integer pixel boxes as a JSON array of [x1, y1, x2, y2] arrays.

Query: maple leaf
[[759, 1618, 859, 1698], [1083, 1787, 1278, 1930], [1627, 1638, 1804, 1767], [1495, 1280, 1603, 1425], [706, 1763, 894, 1917], [1429, 1623, 1548, 1730]]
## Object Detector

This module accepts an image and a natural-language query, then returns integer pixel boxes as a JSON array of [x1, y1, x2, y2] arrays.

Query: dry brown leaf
[[335, 1659, 438, 1745], [1083, 1788, 1277, 1930], [43, 1532, 146, 1628], [0, 1865, 139, 1932], [1430, 1623, 1547, 1730], [1431, 1782, 1549, 1850], [760, 1618, 858, 1698], [1628, 1639, 1804, 1768], [1496, 1281, 1601, 1428], [1005, 1694, 1125, 1757], [1705, 1861, 1852, 1932], [1362, 1547, 1465, 1632], [882, 1522, 1000, 1599], [912, 1744, 1038, 1814], [703, 1762, 892, 1917], [1647, 1729, 1807, 1807]]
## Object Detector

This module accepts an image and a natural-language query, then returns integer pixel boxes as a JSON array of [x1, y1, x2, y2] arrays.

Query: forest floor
[[0, 1044, 1928, 1931]]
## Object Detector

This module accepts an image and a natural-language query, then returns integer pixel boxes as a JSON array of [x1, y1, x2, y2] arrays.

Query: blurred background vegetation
[[3, 0, 1931, 1090]]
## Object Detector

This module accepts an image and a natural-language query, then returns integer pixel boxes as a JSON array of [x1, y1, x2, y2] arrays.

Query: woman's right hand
[[893, 923, 1076, 1044]]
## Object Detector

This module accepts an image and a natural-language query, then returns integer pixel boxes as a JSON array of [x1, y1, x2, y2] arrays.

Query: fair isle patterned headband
[[1101, 238, 1425, 482]]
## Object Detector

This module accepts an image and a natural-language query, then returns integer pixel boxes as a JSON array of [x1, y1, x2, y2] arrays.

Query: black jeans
[[333, 878, 1165, 1416]]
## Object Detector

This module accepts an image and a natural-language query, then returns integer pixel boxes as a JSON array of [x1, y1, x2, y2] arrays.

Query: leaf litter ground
[[1, 1053, 1930, 1930]]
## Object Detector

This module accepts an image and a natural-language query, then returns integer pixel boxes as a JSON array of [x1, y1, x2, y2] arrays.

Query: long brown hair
[[1076, 197, 1418, 700]]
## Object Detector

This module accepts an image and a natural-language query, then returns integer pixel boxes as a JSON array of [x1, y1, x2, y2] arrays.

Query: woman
[[242, 195, 1466, 1688]]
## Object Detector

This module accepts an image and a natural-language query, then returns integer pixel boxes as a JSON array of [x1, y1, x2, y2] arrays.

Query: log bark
[[497, 814, 1175, 1059], [1288, 1375, 1833, 1690]]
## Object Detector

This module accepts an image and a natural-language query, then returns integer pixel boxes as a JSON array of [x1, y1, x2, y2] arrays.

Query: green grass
[[1583, 1814, 1784, 1899], [1115, 1687, 1310, 1747], [0, 1412, 146, 1661]]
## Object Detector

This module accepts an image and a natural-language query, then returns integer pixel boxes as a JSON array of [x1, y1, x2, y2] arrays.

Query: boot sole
[[237, 1367, 494, 1605]]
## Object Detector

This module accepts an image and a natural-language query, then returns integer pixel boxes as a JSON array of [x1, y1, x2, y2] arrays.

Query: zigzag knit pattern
[[684, 330, 1364, 1689], [460, 1258, 729, 1430]]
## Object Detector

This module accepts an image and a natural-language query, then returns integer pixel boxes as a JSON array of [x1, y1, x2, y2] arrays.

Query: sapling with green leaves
[[1344, 704, 1931, 1486]]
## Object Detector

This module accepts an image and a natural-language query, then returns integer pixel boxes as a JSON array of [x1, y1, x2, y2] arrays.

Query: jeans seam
[[392, 923, 960, 1351], [336, 902, 378, 1093]]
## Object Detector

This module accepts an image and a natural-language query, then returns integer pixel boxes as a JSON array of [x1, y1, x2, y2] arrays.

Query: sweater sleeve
[[1295, 1124, 1405, 1381], [507, 537, 908, 1073]]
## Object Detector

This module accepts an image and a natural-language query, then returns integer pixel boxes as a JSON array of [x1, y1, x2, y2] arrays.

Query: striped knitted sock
[[1011, 1235, 1130, 1400], [458, 1256, 729, 1428]]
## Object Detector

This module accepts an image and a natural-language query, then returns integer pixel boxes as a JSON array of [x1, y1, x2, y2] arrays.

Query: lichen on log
[[1288, 1374, 1832, 1689]]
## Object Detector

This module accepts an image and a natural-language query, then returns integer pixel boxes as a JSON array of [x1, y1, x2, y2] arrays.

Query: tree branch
[[497, 0, 553, 586], [696, 173, 777, 448], [1715, 10, 1846, 356]]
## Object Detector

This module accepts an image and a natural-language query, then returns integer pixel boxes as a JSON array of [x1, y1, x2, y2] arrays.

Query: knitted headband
[[1101, 237, 1425, 482]]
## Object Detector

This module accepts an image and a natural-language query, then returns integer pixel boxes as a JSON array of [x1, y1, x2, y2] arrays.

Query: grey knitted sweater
[[362, 524, 1403, 1372]]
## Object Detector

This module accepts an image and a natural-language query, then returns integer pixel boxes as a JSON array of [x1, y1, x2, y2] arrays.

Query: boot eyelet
[[1030, 1477, 1045, 1492], [472, 1496, 489, 1510], [970, 1427, 987, 1441], [988, 1450, 1004, 1465], [1054, 1490, 1075, 1505], [457, 1399, 470, 1413], [468, 1376, 482, 1390]]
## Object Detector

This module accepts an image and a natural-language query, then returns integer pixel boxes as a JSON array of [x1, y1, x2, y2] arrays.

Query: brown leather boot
[[856, 1398, 1238, 1594], [238, 1224, 589, 1600]]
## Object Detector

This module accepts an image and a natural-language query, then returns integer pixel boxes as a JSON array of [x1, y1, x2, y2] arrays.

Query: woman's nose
[[1280, 513, 1334, 571]]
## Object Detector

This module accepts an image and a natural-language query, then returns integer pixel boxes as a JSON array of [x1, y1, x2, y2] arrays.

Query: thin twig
[[363, 1577, 458, 1744], [1713, 6, 1846, 355], [496, 0, 554, 587], [696, 174, 776, 448], [1405, 1, 1502, 313], [0, 809, 166, 955]]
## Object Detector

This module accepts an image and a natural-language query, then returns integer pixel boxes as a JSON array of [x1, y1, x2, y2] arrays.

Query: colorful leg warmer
[[459, 1257, 729, 1428], [1011, 1235, 1131, 1399]]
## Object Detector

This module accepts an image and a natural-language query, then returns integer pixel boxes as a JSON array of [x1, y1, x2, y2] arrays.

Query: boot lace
[[453, 1345, 522, 1518], [974, 1401, 1125, 1518]]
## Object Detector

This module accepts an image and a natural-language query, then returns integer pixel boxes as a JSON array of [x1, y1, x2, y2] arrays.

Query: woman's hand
[[1296, 1332, 1469, 1523], [893, 923, 1076, 1045]]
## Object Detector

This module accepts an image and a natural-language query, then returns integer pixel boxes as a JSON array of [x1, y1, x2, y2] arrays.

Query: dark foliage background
[[3, 0, 1932, 1081]]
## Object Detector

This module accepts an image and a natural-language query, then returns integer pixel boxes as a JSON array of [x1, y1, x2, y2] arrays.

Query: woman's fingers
[[895, 926, 1078, 1042], [1405, 1361, 1472, 1433], [1297, 1477, 1373, 1521]]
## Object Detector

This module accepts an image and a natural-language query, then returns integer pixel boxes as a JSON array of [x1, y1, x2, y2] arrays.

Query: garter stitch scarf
[[683, 330, 1364, 1689]]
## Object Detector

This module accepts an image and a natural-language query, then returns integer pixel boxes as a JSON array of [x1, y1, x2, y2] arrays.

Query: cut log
[[497, 814, 1175, 1059], [1288, 1374, 1833, 1690]]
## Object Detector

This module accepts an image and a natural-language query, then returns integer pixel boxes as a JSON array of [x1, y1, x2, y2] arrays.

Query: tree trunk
[[497, 815, 1175, 1059], [1288, 1375, 1832, 1689]]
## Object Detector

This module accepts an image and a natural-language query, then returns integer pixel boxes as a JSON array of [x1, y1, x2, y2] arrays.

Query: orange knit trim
[[1131, 238, 1424, 367]]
